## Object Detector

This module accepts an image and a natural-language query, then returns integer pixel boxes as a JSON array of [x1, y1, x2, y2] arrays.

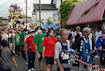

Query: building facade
[[33, 4, 58, 24]]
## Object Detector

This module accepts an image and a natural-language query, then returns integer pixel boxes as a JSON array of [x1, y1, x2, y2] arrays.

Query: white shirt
[[72, 31, 82, 41], [24, 35, 30, 42], [70, 31, 74, 41], [95, 31, 102, 41], [89, 33, 93, 39], [54, 40, 70, 59], [9, 33, 15, 38], [68, 30, 71, 35]]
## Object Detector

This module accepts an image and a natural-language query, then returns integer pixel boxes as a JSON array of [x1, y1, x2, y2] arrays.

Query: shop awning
[[66, 0, 105, 26]]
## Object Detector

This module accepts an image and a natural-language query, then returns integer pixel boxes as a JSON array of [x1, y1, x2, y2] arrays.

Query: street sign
[[32, 15, 35, 24]]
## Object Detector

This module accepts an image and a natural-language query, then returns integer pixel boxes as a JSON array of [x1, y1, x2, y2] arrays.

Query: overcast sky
[[0, 0, 51, 18]]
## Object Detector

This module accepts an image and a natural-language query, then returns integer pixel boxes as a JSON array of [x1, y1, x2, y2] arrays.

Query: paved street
[[11, 55, 105, 71]]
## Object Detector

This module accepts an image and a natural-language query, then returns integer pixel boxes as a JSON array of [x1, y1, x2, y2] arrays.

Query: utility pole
[[61, 0, 63, 28], [39, 0, 41, 26], [61, 0, 63, 4], [26, 0, 27, 27]]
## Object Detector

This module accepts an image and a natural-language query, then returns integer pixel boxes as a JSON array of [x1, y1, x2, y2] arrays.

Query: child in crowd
[[0, 40, 18, 71]]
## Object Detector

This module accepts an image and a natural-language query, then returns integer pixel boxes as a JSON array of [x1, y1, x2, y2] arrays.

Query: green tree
[[47, 17, 52, 25], [36, 19, 43, 24], [0, 19, 2, 24], [60, 0, 81, 28]]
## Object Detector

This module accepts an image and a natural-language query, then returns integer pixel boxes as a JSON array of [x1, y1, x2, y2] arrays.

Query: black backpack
[[68, 33, 72, 40]]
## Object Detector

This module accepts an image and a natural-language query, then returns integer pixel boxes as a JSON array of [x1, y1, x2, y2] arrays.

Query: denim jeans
[[28, 51, 35, 69]]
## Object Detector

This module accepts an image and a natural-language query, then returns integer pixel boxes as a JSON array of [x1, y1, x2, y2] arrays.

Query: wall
[[53, 0, 61, 8], [53, 9, 61, 24], [36, 10, 57, 24], [1, 20, 9, 24]]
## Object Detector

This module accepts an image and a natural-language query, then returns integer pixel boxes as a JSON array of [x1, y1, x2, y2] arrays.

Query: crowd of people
[[9, 3, 22, 12], [0, 26, 105, 71]]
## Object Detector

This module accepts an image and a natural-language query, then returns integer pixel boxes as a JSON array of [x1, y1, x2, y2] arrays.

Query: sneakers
[[15, 55, 18, 56], [26, 62, 28, 64], [28, 69, 31, 71], [31, 68, 34, 71], [101, 65, 104, 68]]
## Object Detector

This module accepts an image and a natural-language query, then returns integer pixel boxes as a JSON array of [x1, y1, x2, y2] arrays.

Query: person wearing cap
[[95, 29, 105, 67], [72, 27, 97, 71], [25, 30, 36, 71]]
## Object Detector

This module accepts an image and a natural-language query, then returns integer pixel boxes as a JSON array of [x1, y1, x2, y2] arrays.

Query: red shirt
[[42, 37, 57, 57], [25, 36, 36, 52]]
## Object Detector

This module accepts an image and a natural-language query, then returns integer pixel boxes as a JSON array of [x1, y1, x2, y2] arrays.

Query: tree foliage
[[47, 17, 52, 25], [36, 19, 44, 24], [60, 0, 81, 28], [0, 19, 2, 24]]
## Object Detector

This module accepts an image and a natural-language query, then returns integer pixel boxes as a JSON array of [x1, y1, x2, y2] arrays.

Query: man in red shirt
[[25, 30, 36, 71]]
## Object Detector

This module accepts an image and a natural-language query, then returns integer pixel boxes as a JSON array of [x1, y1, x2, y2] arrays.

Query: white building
[[52, 0, 62, 24], [33, 4, 58, 24]]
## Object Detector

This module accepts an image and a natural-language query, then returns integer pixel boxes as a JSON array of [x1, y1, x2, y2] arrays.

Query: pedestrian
[[55, 29, 71, 71], [19, 29, 28, 60], [24, 30, 31, 65], [72, 27, 97, 71], [25, 30, 36, 71], [95, 29, 105, 67], [1, 30, 6, 41], [33, 26, 46, 71], [42, 29, 57, 71], [56, 33, 61, 42], [14, 28, 18, 35], [71, 26, 82, 42], [24, 30, 31, 53], [8, 29, 15, 51], [14, 32, 20, 56], [0, 40, 18, 71], [4, 30, 9, 42], [68, 28, 74, 41], [95, 27, 102, 42]]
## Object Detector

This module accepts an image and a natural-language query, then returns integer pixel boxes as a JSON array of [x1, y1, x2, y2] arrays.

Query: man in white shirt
[[9, 29, 15, 51], [71, 26, 82, 42], [95, 27, 102, 42], [55, 29, 71, 71]]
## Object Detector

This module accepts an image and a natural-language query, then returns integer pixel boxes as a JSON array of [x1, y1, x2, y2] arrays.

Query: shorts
[[45, 57, 54, 65], [5, 69, 11, 71], [38, 53, 42, 60]]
